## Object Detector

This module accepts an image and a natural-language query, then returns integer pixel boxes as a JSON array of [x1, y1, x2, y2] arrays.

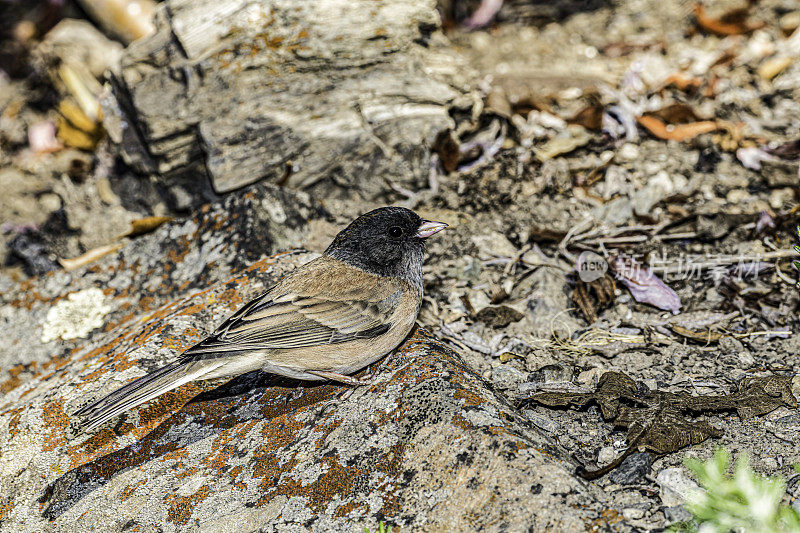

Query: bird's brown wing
[[179, 257, 403, 359]]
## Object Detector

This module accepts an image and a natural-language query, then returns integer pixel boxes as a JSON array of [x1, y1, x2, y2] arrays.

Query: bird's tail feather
[[73, 359, 224, 432]]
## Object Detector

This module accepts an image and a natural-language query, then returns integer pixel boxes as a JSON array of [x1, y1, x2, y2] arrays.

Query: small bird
[[74, 207, 447, 431]]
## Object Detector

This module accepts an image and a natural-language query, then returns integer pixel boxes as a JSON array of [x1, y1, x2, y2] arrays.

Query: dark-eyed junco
[[74, 207, 447, 431]]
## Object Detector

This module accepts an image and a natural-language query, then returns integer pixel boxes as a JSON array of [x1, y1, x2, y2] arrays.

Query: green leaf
[[681, 448, 800, 533]]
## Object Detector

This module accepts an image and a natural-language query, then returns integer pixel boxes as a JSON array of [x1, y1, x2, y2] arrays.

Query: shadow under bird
[[73, 207, 447, 432]]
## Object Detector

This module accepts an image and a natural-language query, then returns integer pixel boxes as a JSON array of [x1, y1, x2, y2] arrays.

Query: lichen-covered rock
[[103, 0, 475, 198], [0, 183, 321, 376], [0, 187, 623, 531]]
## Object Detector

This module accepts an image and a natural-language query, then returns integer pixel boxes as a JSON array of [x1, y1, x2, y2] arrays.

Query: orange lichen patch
[[332, 498, 366, 519], [585, 508, 624, 529], [135, 384, 207, 426], [65, 383, 212, 470], [173, 302, 206, 318], [280, 454, 369, 513], [0, 498, 13, 521], [165, 485, 212, 526], [79, 364, 112, 384], [453, 388, 489, 408], [41, 398, 69, 452], [214, 285, 249, 311], [166, 244, 191, 267], [119, 478, 148, 501], [5, 406, 25, 437], [0, 363, 33, 395], [139, 296, 157, 312], [7, 279, 50, 310], [530, 445, 556, 460]]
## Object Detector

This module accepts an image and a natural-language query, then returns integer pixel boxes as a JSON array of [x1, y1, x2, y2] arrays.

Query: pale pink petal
[[612, 255, 682, 314], [464, 0, 504, 29], [28, 121, 62, 154]]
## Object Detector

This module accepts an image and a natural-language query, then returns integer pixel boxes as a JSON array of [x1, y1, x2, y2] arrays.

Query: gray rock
[[609, 452, 653, 485], [663, 505, 692, 525], [656, 467, 700, 507], [523, 410, 561, 435], [0, 183, 320, 374], [0, 188, 626, 531], [491, 364, 527, 390], [103, 0, 475, 199], [523, 268, 580, 338]]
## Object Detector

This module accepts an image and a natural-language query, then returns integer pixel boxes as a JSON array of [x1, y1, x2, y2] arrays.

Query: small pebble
[[617, 143, 640, 162], [597, 446, 616, 465]]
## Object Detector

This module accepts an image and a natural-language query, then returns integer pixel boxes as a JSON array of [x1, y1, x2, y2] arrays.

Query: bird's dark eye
[[388, 226, 403, 239]]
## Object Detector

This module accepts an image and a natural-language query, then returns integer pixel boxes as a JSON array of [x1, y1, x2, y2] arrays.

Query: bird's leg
[[374, 348, 397, 376], [307, 364, 389, 416], [356, 349, 398, 384], [309, 375, 361, 417], [307, 370, 371, 386]]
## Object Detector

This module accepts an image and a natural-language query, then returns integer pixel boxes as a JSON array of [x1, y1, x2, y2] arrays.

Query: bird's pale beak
[[415, 220, 448, 238]]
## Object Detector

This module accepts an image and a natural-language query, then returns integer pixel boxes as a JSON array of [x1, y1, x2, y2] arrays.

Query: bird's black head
[[325, 207, 447, 287]]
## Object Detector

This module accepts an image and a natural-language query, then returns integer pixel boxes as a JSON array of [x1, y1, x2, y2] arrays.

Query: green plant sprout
[[673, 448, 800, 533], [364, 521, 393, 533]]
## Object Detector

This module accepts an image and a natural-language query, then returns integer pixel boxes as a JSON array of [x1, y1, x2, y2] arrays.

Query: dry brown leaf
[[59, 100, 100, 133], [637, 115, 718, 142], [56, 118, 101, 150], [646, 103, 702, 124], [484, 88, 512, 119], [121, 216, 174, 239], [568, 105, 604, 131], [524, 371, 797, 479], [498, 352, 522, 363], [57, 99, 104, 150], [573, 274, 616, 323], [663, 73, 703, 92], [432, 130, 460, 173], [694, 4, 764, 37]]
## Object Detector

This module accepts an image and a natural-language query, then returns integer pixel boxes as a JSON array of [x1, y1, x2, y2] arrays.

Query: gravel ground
[[2, 0, 800, 529]]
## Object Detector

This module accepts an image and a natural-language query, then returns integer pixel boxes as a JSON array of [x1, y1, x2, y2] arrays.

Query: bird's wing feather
[[180, 259, 401, 359]]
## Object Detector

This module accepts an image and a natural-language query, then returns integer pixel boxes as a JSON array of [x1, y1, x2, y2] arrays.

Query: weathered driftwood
[[103, 0, 476, 197]]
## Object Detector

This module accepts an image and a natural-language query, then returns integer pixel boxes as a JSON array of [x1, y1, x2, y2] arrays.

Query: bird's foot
[[307, 370, 374, 387], [284, 385, 305, 406]]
